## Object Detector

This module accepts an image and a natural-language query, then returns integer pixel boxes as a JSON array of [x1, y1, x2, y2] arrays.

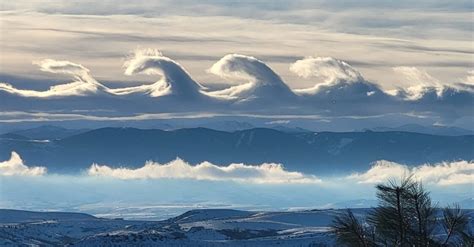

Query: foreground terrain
[[1, 208, 473, 246]]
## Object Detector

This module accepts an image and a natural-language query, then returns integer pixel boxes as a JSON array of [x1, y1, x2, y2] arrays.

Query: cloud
[[209, 54, 286, 86], [36, 59, 90, 78], [392, 67, 474, 103], [119, 49, 205, 98], [0, 52, 472, 123], [289, 56, 386, 102], [88, 158, 321, 184], [207, 54, 295, 101], [265, 120, 291, 125], [288, 56, 390, 112], [462, 70, 474, 85], [392, 66, 443, 99], [290, 56, 363, 83], [393, 66, 440, 86], [0, 152, 47, 176], [0, 59, 106, 97], [348, 160, 473, 186]]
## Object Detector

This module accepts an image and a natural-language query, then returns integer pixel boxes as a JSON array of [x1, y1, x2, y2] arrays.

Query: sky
[[0, 1, 473, 217], [0, 1, 473, 129], [0, 0, 472, 90]]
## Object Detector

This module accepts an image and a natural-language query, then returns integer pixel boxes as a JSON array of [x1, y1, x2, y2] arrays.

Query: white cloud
[[88, 158, 321, 184], [393, 66, 440, 86], [392, 66, 442, 99], [0, 52, 472, 122], [393, 67, 474, 100], [207, 54, 295, 100], [348, 160, 474, 186], [119, 49, 205, 98], [0, 152, 47, 176], [209, 54, 284, 86], [265, 120, 291, 125], [462, 70, 474, 85], [0, 59, 105, 97], [290, 56, 363, 83], [36, 59, 90, 78]]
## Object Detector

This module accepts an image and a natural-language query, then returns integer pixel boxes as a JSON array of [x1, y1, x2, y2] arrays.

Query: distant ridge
[[1, 127, 472, 174], [363, 124, 474, 136]]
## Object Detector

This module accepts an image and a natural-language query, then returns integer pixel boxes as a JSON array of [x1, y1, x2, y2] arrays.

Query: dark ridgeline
[[0, 127, 473, 174]]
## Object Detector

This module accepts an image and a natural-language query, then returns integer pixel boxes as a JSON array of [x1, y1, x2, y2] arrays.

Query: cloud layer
[[88, 158, 321, 184], [1, 152, 471, 187], [348, 160, 474, 186], [0, 51, 472, 124], [0, 152, 47, 176]]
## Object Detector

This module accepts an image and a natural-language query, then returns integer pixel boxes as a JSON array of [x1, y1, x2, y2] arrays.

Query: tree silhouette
[[332, 176, 472, 246]]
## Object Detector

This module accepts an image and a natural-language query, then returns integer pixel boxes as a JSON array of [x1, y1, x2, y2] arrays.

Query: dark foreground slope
[[1, 127, 473, 173]]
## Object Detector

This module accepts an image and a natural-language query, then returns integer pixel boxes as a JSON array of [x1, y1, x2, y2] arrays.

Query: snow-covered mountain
[[0, 208, 349, 246]]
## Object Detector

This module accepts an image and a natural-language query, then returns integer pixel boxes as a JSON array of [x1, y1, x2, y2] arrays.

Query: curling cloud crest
[[393, 66, 474, 102], [0, 152, 47, 176], [393, 66, 443, 99], [0, 50, 473, 121], [290, 56, 363, 83], [0, 59, 105, 97], [88, 158, 321, 184], [120, 49, 205, 97], [209, 54, 285, 86], [348, 160, 474, 186], [207, 54, 294, 100]]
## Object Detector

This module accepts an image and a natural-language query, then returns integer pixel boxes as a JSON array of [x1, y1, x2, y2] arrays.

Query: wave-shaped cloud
[[207, 54, 295, 101], [88, 158, 321, 184], [0, 50, 473, 122], [348, 160, 473, 186], [0, 59, 106, 98], [291, 56, 363, 83], [0, 152, 47, 176], [117, 49, 205, 98], [393, 66, 474, 102], [393, 66, 443, 100], [286, 56, 397, 119]]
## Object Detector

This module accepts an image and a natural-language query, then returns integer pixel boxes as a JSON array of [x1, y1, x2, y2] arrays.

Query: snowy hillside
[[2, 208, 472, 246], [0, 208, 350, 246]]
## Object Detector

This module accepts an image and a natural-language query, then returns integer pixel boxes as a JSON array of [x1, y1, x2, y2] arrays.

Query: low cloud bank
[[348, 160, 473, 186], [0, 152, 47, 176], [1, 152, 471, 187], [88, 158, 321, 184]]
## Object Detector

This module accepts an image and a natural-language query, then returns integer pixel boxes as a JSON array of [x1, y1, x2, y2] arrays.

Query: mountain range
[[1, 127, 472, 174]]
